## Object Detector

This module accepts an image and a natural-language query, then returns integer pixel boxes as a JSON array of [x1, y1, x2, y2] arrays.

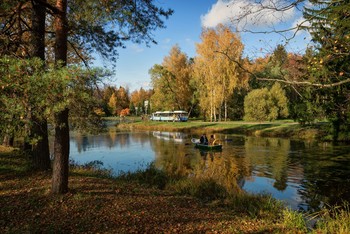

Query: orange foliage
[[247, 56, 270, 73], [120, 108, 130, 117]]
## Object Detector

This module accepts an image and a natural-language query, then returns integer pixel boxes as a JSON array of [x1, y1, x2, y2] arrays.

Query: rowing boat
[[191, 138, 222, 151], [195, 143, 222, 150]]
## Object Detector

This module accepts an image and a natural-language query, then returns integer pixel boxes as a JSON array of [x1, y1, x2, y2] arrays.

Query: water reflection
[[68, 130, 350, 211], [150, 138, 242, 195], [152, 131, 187, 142], [70, 131, 154, 174]]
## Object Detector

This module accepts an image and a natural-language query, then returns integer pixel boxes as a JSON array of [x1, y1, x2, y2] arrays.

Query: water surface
[[69, 130, 350, 211]]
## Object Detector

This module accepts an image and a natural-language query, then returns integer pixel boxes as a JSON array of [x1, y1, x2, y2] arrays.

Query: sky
[[100, 0, 311, 92]]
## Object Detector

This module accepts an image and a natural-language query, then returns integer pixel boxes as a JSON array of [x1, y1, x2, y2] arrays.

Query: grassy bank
[[117, 119, 328, 141], [1, 147, 349, 233]]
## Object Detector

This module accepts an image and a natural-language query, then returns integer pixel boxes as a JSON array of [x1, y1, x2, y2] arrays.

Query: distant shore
[[115, 119, 328, 141]]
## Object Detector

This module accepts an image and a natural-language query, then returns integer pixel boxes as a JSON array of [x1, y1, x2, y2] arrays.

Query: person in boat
[[199, 133, 208, 145], [209, 135, 216, 145]]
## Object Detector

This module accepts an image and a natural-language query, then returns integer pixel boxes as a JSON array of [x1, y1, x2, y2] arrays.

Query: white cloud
[[200, 0, 233, 28], [201, 0, 297, 31], [288, 16, 312, 50], [291, 16, 310, 33]]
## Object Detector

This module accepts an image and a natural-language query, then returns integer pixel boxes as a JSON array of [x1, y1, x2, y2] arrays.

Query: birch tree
[[162, 45, 193, 111], [194, 24, 246, 121], [150, 45, 193, 111]]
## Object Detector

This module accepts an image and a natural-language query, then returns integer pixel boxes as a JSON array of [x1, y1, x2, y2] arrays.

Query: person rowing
[[199, 133, 208, 145], [209, 135, 216, 145]]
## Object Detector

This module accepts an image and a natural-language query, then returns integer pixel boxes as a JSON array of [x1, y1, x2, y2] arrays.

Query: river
[[69, 129, 350, 212]]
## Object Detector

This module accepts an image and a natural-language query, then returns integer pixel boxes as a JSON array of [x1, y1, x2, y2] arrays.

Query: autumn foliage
[[119, 108, 130, 117]]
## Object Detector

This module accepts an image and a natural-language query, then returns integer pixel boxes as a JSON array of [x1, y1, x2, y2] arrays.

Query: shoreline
[[116, 119, 328, 141]]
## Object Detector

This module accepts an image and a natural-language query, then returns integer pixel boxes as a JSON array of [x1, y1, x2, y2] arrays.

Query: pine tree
[[304, 0, 350, 141]]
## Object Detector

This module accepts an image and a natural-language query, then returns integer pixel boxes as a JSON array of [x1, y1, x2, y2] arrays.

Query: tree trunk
[[31, 119, 51, 170], [210, 89, 213, 122], [52, 0, 69, 194], [31, 0, 46, 59], [29, 0, 51, 171], [2, 134, 13, 147], [52, 108, 70, 194], [213, 89, 217, 122], [224, 100, 227, 122], [54, 0, 68, 66]]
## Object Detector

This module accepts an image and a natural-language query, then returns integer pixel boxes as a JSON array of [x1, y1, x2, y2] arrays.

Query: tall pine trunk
[[52, 109, 70, 193], [30, 0, 51, 171], [52, 0, 70, 194]]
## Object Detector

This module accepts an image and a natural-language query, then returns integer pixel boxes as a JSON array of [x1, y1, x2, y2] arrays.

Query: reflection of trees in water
[[72, 131, 153, 154], [150, 136, 242, 194], [72, 131, 137, 152], [193, 151, 242, 194], [73, 134, 89, 153], [150, 138, 193, 176], [300, 167, 350, 211], [297, 144, 350, 211], [244, 137, 292, 191]]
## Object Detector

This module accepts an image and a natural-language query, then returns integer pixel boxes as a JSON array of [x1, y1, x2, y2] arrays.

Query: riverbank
[[117, 119, 329, 141], [1, 146, 349, 233]]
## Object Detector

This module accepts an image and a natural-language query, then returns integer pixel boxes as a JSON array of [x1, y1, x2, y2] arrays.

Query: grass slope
[[117, 119, 327, 140]]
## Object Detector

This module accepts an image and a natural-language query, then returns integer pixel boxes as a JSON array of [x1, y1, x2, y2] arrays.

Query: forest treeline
[[99, 17, 350, 145]]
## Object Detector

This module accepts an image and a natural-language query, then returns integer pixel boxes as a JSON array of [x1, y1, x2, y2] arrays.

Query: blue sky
[[102, 0, 310, 92]]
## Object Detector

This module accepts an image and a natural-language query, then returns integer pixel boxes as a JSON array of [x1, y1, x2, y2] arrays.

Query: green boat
[[194, 143, 222, 151], [191, 138, 222, 151]]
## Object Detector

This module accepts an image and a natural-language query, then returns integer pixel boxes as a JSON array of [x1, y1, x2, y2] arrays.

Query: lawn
[[116, 119, 327, 140]]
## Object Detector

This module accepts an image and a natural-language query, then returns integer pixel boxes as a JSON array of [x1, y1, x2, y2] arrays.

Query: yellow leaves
[[194, 24, 245, 120]]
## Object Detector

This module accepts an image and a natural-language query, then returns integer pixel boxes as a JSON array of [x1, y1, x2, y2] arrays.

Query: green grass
[[117, 163, 171, 189], [117, 119, 328, 140], [0, 146, 31, 175], [310, 203, 350, 234], [282, 208, 308, 232], [69, 159, 114, 179]]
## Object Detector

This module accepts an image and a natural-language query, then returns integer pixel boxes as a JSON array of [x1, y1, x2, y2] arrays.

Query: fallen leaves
[[0, 152, 290, 233]]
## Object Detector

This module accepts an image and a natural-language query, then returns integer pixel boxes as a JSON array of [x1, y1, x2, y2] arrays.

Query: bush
[[169, 178, 228, 202], [244, 83, 288, 121], [117, 163, 170, 189]]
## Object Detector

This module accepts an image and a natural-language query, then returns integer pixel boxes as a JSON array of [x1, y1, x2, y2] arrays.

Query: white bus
[[150, 110, 188, 122]]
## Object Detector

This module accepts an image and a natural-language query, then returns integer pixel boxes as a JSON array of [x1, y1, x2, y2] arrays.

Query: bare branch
[[215, 50, 350, 89], [68, 40, 89, 68], [257, 77, 350, 88]]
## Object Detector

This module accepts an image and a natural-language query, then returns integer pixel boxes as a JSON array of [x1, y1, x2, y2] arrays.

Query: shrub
[[117, 163, 170, 189], [244, 83, 289, 121]]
